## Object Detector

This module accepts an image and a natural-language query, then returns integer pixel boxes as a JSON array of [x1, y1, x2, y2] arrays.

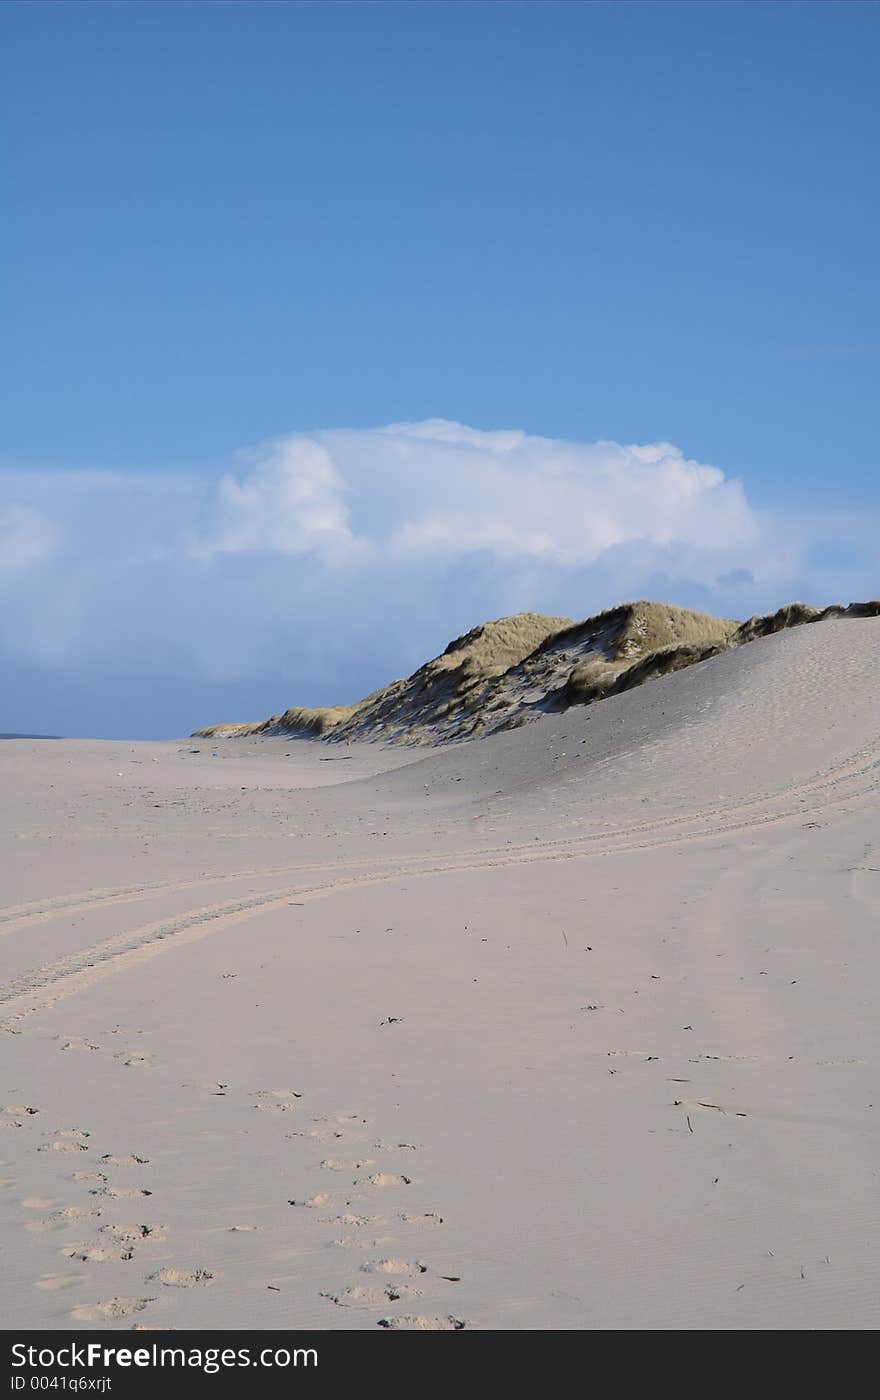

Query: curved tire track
[[2, 734, 879, 942], [2, 744, 879, 1031]]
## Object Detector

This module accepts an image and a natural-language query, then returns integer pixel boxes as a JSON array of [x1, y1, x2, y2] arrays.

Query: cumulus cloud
[[0, 420, 871, 737], [196, 419, 764, 572], [198, 437, 355, 559]]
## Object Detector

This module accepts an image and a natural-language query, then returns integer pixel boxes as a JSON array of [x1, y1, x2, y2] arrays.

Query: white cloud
[[198, 437, 355, 559], [0, 420, 873, 736], [0, 504, 58, 574], [196, 420, 765, 576]]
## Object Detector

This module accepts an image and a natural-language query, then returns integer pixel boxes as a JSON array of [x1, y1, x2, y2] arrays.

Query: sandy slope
[[2, 618, 879, 1330]]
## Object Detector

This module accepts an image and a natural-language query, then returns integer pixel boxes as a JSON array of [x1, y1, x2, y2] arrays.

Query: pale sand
[[2, 617, 879, 1330]]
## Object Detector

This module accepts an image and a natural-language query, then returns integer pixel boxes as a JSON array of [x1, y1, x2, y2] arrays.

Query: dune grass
[[192, 599, 880, 746]]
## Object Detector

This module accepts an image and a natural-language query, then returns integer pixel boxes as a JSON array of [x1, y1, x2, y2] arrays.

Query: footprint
[[69, 1222, 165, 1262], [321, 1284, 422, 1309], [227, 1225, 263, 1233], [39, 1141, 88, 1154], [116, 1054, 153, 1069], [368, 1173, 412, 1188], [149, 1268, 218, 1288], [378, 1314, 466, 1330], [100, 1155, 149, 1167], [26, 1206, 100, 1232], [361, 1258, 427, 1277], [103, 1224, 166, 1244], [321, 1159, 373, 1172], [59, 1037, 100, 1053], [4, 1105, 38, 1116], [22, 1196, 57, 1209], [36, 1275, 84, 1291], [400, 1213, 444, 1227], [59, 1128, 90, 1139], [328, 1213, 383, 1228], [288, 1193, 338, 1209], [252, 1090, 302, 1113], [90, 1186, 152, 1199], [73, 1172, 107, 1185], [68, 1244, 136, 1263], [71, 1297, 154, 1321]]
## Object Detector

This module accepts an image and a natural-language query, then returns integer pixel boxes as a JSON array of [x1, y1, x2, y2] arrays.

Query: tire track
[[2, 735, 879, 942], [2, 751, 879, 1031]]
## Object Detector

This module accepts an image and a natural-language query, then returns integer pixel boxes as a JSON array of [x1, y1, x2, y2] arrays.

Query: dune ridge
[[194, 597, 880, 745]]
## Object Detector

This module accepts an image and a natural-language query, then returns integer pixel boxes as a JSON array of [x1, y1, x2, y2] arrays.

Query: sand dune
[[193, 597, 879, 746], [195, 609, 576, 742], [3, 616, 880, 1329]]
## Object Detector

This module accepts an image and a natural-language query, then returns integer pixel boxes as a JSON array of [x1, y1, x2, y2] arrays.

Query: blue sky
[[2, 1, 878, 737]]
